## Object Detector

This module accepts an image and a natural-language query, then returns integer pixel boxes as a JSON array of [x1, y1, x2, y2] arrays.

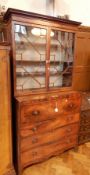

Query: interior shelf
[[16, 71, 72, 77], [16, 60, 64, 65], [15, 41, 73, 51]]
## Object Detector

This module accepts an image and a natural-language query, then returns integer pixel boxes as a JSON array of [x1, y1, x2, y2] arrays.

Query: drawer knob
[[69, 103, 74, 108], [67, 128, 72, 132], [32, 151, 37, 156], [66, 139, 71, 144], [88, 98, 90, 103], [32, 127, 37, 132], [32, 110, 40, 116], [67, 116, 73, 121], [32, 138, 38, 143]]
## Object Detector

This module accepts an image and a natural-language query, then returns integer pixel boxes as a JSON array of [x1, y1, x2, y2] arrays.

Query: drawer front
[[21, 101, 59, 125], [20, 113, 80, 137], [21, 134, 78, 168], [21, 93, 81, 125], [21, 123, 79, 152]]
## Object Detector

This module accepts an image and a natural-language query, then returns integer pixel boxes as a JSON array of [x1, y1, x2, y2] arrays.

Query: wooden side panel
[[87, 34, 90, 66], [74, 32, 87, 67], [0, 45, 15, 175], [73, 30, 90, 91], [73, 71, 90, 91]]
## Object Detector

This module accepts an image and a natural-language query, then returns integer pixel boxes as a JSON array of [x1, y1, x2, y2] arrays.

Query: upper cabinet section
[[4, 8, 81, 96], [15, 24, 74, 91]]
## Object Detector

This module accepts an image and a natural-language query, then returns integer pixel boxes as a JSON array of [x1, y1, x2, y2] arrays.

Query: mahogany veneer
[[3, 8, 81, 175], [15, 91, 81, 175], [0, 43, 15, 175]]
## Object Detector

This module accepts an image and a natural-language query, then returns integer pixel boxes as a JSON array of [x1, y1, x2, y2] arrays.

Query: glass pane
[[14, 24, 47, 91], [49, 30, 74, 88]]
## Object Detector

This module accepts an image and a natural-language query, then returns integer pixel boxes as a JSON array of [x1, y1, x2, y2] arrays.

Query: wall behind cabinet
[[0, 0, 90, 25]]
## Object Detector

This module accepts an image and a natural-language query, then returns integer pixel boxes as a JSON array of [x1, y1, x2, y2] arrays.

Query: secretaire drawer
[[21, 101, 60, 124], [21, 123, 79, 152], [20, 94, 81, 125], [20, 113, 80, 137]]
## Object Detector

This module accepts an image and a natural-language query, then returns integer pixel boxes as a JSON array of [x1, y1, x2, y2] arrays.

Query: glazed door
[[14, 23, 75, 95], [49, 29, 75, 88], [14, 24, 47, 92]]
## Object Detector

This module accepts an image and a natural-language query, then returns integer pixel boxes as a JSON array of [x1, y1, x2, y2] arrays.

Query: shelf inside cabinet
[[16, 60, 46, 66], [16, 72, 46, 77], [16, 60, 64, 66], [16, 71, 72, 77], [15, 40, 73, 53]]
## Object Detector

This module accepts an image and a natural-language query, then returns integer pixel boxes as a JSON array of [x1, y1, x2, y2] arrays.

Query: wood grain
[[0, 45, 15, 175]]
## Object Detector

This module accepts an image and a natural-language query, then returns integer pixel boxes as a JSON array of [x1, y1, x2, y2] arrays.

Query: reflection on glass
[[49, 30, 74, 88], [14, 24, 47, 90]]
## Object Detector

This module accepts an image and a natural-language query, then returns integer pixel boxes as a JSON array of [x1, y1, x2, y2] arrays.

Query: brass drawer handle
[[32, 138, 38, 144], [66, 139, 71, 144], [87, 98, 90, 103], [67, 116, 73, 121], [32, 151, 37, 156], [32, 127, 37, 132], [67, 128, 72, 132], [32, 110, 40, 116], [69, 103, 74, 108]]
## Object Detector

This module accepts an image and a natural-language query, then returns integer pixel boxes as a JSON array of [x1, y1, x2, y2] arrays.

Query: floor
[[23, 142, 90, 175]]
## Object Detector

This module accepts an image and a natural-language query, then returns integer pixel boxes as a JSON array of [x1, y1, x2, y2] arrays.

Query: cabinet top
[[4, 8, 81, 26]]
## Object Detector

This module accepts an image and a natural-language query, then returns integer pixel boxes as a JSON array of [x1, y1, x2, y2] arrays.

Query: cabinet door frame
[[12, 21, 49, 96], [11, 20, 77, 97]]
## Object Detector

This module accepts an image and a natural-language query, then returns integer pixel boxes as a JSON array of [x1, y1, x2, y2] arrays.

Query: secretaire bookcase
[[4, 8, 81, 175]]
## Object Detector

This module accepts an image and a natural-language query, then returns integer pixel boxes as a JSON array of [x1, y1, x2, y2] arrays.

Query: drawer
[[20, 113, 80, 137], [21, 134, 78, 168], [21, 101, 60, 124], [21, 123, 79, 152], [21, 94, 81, 125]]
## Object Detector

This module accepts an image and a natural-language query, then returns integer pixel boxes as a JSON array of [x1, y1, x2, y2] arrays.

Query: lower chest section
[[16, 92, 81, 169]]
